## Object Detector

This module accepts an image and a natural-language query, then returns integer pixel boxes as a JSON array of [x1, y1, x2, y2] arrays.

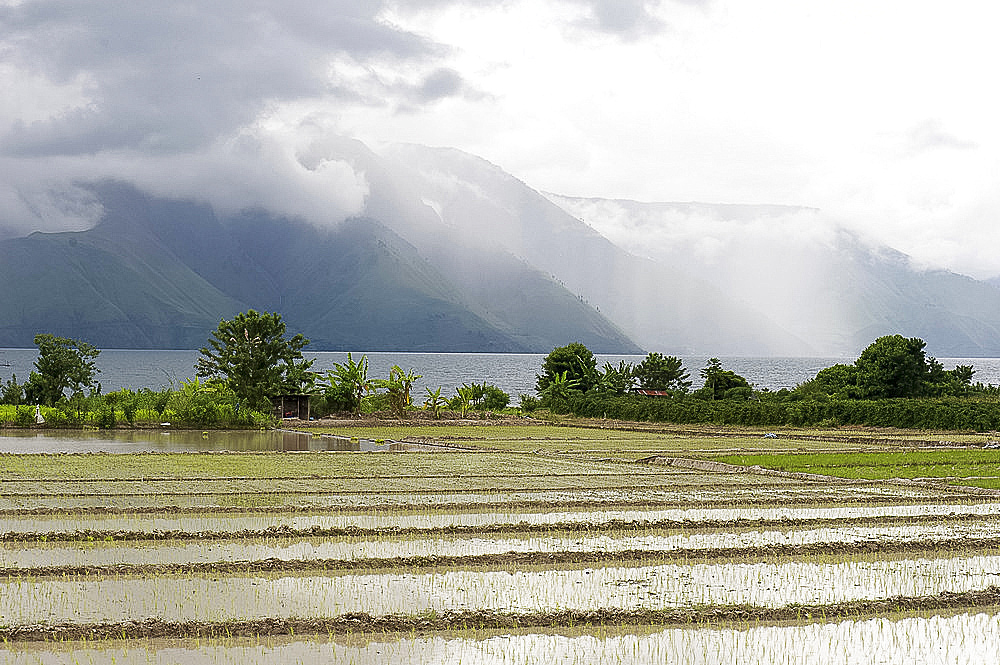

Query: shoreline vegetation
[[4, 329, 1000, 432]]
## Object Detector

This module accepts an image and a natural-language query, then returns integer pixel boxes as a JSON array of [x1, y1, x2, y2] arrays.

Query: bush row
[[0, 380, 274, 429], [548, 393, 1000, 431]]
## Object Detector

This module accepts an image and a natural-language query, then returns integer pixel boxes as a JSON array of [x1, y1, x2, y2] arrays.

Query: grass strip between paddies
[[708, 449, 1000, 483], [3, 512, 998, 542], [4, 587, 1000, 641], [4, 536, 1000, 578]]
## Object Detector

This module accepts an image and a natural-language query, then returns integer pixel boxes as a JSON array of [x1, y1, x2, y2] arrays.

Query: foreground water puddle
[[0, 430, 436, 454]]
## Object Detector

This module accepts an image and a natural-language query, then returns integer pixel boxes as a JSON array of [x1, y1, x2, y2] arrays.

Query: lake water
[[3, 349, 1000, 398]]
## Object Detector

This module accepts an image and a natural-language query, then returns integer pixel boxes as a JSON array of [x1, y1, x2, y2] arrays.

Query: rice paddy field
[[2, 420, 1000, 664]]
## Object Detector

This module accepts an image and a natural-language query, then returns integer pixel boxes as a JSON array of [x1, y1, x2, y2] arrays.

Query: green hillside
[[0, 183, 640, 352]]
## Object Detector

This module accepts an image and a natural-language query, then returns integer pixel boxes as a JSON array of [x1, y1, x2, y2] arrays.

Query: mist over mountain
[[3, 136, 1000, 356], [546, 195, 1000, 357], [372, 143, 811, 356], [0, 177, 639, 353]]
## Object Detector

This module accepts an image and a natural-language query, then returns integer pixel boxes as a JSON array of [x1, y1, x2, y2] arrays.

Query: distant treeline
[[552, 393, 1000, 431], [526, 336, 1000, 431]]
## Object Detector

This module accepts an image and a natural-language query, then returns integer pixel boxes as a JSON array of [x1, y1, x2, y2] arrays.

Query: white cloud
[[3, 0, 1000, 277]]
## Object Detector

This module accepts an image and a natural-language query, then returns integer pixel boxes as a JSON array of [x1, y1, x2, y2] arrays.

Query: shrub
[[96, 407, 117, 430], [15, 405, 35, 427]]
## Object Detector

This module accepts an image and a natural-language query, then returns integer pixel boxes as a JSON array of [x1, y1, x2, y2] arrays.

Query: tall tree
[[24, 334, 101, 406], [196, 310, 313, 408], [536, 342, 598, 393], [635, 353, 691, 392], [854, 335, 928, 398], [324, 353, 371, 415], [699, 357, 750, 400]]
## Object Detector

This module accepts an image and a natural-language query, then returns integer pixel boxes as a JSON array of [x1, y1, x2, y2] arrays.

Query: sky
[[3, 0, 1000, 276]]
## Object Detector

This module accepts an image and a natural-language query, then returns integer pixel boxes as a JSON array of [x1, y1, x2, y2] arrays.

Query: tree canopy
[[535, 342, 598, 393], [24, 334, 101, 406], [634, 353, 691, 392], [196, 310, 313, 408], [697, 357, 751, 400], [854, 335, 929, 398], [796, 335, 975, 399]]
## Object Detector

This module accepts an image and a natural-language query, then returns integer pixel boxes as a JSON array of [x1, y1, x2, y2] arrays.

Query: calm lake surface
[[6, 349, 999, 398]]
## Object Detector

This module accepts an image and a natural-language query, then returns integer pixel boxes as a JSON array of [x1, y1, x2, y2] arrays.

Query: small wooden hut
[[271, 394, 311, 420]]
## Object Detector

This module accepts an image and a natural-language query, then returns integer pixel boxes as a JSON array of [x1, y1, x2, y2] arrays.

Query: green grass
[[713, 449, 1000, 486], [300, 421, 996, 456]]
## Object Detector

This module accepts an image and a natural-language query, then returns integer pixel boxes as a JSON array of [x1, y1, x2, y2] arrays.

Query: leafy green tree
[[324, 353, 371, 415], [1, 375, 24, 405], [539, 371, 581, 406], [800, 337, 978, 400], [634, 353, 691, 392], [449, 382, 510, 411], [596, 361, 636, 395], [854, 335, 929, 399], [423, 386, 447, 418], [454, 384, 475, 417], [536, 343, 598, 393], [372, 365, 422, 417], [479, 385, 510, 411], [697, 358, 751, 400], [923, 357, 976, 396], [23, 334, 101, 406], [948, 364, 976, 395], [196, 310, 312, 409], [795, 363, 860, 399]]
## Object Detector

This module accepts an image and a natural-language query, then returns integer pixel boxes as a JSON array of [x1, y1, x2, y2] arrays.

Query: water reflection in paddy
[[3, 502, 999, 536], [4, 555, 1000, 624], [5, 612, 997, 665], [0, 430, 405, 453], [0, 484, 949, 513], [3, 520, 1000, 569]]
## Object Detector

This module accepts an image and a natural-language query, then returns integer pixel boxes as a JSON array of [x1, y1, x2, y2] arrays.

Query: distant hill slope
[[0, 181, 639, 352], [6, 137, 1000, 357], [547, 195, 1000, 357], [372, 143, 813, 355], [0, 219, 245, 349]]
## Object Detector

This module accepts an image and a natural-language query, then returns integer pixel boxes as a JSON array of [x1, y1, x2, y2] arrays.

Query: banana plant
[[423, 386, 446, 419]]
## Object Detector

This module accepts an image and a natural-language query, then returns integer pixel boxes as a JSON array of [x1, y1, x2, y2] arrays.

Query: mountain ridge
[[3, 137, 1000, 356]]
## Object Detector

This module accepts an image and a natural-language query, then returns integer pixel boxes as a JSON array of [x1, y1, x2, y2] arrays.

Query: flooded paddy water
[[1, 426, 999, 663], [2, 501, 998, 536], [4, 519, 1000, 570], [8, 553, 1000, 625], [3, 612, 999, 664]]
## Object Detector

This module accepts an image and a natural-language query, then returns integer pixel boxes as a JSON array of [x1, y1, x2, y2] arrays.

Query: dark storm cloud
[[0, 0, 452, 155]]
